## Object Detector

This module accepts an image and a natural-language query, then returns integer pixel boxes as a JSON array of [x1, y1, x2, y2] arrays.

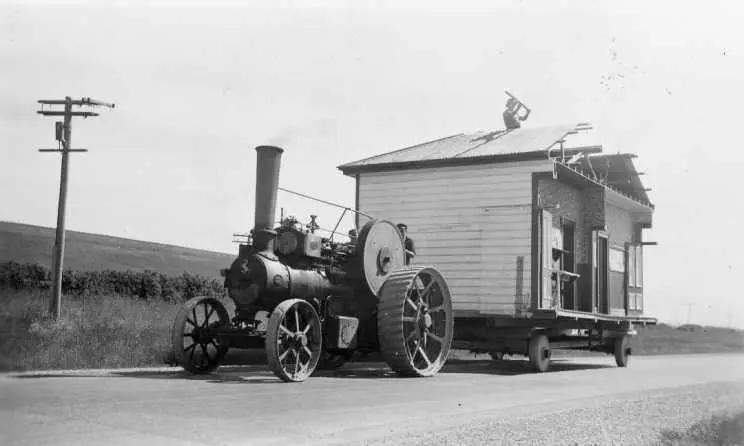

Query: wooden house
[[338, 124, 654, 322]]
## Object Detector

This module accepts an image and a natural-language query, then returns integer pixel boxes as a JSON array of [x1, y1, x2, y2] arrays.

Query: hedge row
[[0, 261, 225, 302]]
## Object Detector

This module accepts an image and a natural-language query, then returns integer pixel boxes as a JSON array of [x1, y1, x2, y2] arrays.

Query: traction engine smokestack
[[253, 145, 284, 251]]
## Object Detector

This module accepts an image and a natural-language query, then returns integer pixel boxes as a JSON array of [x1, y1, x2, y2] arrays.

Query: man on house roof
[[503, 96, 531, 130]]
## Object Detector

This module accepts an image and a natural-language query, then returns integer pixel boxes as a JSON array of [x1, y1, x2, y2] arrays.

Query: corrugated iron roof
[[338, 124, 587, 173]]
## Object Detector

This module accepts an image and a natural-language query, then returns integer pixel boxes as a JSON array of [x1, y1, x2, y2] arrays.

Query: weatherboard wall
[[356, 160, 554, 316]]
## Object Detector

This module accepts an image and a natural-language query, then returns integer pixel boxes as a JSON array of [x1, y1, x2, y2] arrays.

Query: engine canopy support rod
[[278, 187, 375, 219]]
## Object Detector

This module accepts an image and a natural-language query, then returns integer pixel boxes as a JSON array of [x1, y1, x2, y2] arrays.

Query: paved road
[[2, 354, 743, 445]]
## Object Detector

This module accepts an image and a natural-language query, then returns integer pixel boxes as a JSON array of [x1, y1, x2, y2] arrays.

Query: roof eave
[[337, 133, 464, 172], [338, 147, 602, 176]]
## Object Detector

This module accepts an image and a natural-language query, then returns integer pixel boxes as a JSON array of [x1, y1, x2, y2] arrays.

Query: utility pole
[[36, 97, 115, 319], [680, 302, 713, 326], [682, 302, 695, 325]]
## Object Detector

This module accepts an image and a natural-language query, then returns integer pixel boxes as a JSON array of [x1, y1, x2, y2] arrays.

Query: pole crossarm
[[38, 148, 88, 153], [37, 111, 100, 117], [38, 97, 115, 108]]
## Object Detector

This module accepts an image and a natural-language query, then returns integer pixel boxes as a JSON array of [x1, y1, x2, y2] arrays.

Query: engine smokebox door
[[325, 316, 359, 350]]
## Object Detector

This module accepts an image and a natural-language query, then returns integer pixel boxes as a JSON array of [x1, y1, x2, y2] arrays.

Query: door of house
[[540, 210, 553, 309], [541, 211, 579, 310], [561, 220, 576, 310], [593, 231, 609, 314], [627, 243, 644, 313], [608, 245, 627, 315]]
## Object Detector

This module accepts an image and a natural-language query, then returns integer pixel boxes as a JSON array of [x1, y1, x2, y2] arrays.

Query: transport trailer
[[339, 122, 658, 372], [452, 309, 657, 371]]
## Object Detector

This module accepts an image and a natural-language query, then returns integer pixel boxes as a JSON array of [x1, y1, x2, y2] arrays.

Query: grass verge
[[659, 410, 744, 445], [0, 288, 183, 371]]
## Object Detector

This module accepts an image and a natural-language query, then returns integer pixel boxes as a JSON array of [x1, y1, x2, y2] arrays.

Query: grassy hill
[[633, 323, 744, 355], [0, 221, 234, 278]]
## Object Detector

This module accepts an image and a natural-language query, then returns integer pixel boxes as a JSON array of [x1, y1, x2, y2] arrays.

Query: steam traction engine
[[171, 146, 454, 382]]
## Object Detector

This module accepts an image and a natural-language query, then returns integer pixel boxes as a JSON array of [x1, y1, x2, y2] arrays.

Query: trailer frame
[[452, 309, 655, 370]]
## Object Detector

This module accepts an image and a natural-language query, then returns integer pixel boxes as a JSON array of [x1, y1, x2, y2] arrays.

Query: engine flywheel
[[357, 220, 406, 295]]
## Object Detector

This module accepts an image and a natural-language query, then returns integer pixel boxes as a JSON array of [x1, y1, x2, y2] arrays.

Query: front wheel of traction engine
[[266, 299, 323, 382], [172, 296, 230, 374], [377, 267, 454, 377]]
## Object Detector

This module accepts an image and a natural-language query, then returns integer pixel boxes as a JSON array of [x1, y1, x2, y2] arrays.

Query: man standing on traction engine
[[397, 223, 416, 265]]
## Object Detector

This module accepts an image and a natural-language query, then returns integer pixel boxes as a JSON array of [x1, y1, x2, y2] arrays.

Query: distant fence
[[0, 261, 225, 302]]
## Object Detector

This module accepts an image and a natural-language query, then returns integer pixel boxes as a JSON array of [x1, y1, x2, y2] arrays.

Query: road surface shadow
[[130, 358, 612, 382], [442, 358, 614, 375], [320, 357, 614, 379], [114, 367, 281, 384], [11, 357, 614, 383]]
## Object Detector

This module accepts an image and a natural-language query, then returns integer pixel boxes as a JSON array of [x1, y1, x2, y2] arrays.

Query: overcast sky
[[2, 0, 743, 328]]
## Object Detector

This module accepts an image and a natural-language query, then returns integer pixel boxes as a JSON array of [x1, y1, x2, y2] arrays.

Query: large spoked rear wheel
[[172, 296, 230, 374], [378, 267, 454, 377], [266, 299, 323, 382]]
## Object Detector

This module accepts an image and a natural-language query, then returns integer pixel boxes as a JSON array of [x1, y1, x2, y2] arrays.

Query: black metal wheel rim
[[173, 296, 229, 374], [266, 299, 322, 382]]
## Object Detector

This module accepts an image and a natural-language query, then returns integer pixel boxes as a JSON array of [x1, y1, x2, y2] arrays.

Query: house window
[[629, 247, 636, 287], [609, 247, 625, 273], [552, 219, 576, 273], [634, 245, 643, 288], [628, 245, 643, 288], [556, 219, 576, 309]]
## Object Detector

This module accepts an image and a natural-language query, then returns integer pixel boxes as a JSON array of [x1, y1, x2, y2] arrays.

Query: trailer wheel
[[172, 296, 230, 374], [266, 299, 322, 382], [614, 335, 631, 367], [528, 334, 551, 373], [378, 267, 454, 377]]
